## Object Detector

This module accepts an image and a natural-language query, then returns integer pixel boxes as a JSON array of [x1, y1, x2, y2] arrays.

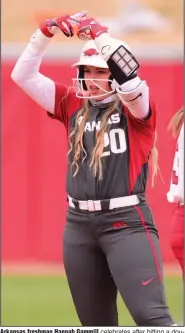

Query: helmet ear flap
[[78, 66, 87, 90]]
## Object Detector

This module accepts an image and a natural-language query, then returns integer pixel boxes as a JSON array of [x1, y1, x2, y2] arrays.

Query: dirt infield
[[1, 261, 182, 276]]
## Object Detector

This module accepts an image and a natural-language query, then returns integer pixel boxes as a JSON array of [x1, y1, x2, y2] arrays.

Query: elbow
[[11, 68, 16, 82], [11, 67, 21, 85], [11, 62, 28, 86]]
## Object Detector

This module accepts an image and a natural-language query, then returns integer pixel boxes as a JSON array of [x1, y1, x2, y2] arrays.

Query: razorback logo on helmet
[[83, 48, 99, 56]]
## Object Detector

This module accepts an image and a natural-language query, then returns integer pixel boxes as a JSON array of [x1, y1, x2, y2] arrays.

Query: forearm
[[94, 33, 150, 119], [115, 77, 150, 119], [11, 29, 55, 113]]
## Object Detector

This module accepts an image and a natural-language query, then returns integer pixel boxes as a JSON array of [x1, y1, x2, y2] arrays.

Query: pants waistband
[[68, 194, 144, 211]]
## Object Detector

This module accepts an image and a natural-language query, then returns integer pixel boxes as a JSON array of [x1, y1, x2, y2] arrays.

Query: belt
[[68, 194, 140, 211]]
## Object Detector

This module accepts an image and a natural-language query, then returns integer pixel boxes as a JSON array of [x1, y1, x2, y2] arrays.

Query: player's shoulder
[[55, 83, 78, 102]]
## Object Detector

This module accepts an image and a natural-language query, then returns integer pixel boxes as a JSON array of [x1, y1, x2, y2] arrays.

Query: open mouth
[[89, 85, 99, 94]]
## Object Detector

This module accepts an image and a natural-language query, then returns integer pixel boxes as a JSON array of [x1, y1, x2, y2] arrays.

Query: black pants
[[63, 201, 174, 326]]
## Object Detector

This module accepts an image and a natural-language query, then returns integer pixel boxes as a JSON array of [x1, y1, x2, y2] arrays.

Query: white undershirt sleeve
[[116, 77, 150, 120], [11, 29, 55, 114]]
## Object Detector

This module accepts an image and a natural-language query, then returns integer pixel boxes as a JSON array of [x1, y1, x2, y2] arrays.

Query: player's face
[[84, 65, 113, 101]]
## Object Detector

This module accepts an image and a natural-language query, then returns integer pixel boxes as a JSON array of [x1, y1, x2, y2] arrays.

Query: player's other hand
[[40, 11, 88, 38], [77, 17, 108, 40]]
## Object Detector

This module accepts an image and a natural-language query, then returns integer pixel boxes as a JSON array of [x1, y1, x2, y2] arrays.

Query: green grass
[[1, 274, 183, 326]]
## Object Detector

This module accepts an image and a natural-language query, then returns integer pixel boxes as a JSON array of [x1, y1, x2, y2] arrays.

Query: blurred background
[[2, 0, 184, 327]]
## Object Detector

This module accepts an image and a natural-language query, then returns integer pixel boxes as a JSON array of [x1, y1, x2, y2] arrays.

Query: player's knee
[[132, 306, 173, 326], [133, 310, 153, 326], [130, 305, 152, 326]]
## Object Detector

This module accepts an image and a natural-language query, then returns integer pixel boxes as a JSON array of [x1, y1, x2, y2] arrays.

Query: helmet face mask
[[72, 77, 115, 99]]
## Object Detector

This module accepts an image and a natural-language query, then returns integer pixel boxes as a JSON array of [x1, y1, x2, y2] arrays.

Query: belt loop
[[72, 198, 79, 209], [101, 200, 110, 211], [68, 195, 75, 208], [87, 200, 95, 211], [137, 193, 145, 203]]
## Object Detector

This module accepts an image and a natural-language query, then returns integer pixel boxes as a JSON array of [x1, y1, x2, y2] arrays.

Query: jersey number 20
[[102, 128, 127, 157]]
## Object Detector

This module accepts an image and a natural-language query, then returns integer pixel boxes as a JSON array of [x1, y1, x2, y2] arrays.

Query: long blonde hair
[[68, 98, 159, 186], [168, 107, 184, 138]]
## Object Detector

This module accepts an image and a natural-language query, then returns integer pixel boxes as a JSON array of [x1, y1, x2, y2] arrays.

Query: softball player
[[167, 108, 184, 276], [11, 11, 175, 326]]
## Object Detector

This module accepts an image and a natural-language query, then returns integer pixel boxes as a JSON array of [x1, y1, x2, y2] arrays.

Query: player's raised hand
[[77, 17, 108, 40], [39, 11, 88, 38]]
